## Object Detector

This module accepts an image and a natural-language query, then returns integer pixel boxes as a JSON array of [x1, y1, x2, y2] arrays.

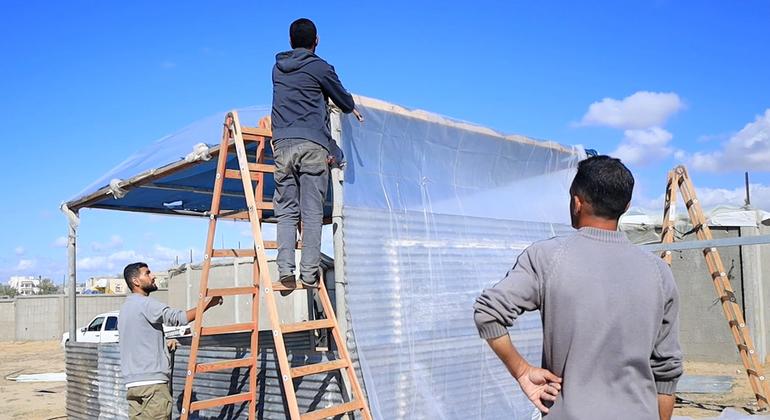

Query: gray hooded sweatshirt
[[271, 48, 355, 158], [474, 227, 683, 419]]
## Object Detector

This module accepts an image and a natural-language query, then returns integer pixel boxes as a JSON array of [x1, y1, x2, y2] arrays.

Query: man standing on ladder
[[271, 18, 362, 289], [474, 156, 683, 419]]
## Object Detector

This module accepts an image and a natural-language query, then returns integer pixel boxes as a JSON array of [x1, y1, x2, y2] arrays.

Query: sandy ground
[[676, 361, 768, 418], [0, 341, 767, 419], [0, 341, 66, 420]]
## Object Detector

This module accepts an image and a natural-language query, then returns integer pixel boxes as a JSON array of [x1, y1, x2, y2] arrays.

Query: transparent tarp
[[341, 97, 584, 419]]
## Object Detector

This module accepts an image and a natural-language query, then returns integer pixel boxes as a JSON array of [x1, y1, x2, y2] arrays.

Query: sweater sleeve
[[318, 64, 355, 113], [473, 246, 542, 339], [651, 260, 684, 394], [143, 298, 188, 327]]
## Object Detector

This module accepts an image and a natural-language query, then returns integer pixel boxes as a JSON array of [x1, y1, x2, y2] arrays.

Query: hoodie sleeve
[[651, 259, 683, 395], [317, 63, 355, 113], [143, 298, 188, 327], [473, 245, 543, 339]]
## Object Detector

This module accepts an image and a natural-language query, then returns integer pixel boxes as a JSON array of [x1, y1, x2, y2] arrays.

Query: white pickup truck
[[61, 311, 191, 347]]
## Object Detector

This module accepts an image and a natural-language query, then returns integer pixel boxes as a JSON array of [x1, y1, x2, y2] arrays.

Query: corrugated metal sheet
[[66, 332, 349, 419], [343, 207, 573, 419]]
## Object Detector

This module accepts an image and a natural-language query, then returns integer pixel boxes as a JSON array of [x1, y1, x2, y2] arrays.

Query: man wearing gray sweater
[[119, 262, 222, 420], [474, 156, 682, 419]]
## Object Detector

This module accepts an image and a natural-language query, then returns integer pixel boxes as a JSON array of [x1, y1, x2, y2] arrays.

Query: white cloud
[[14, 246, 25, 256], [580, 91, 684, 129], [52, 236, 68, 248], [16, 259, 36, 270], [78, 256, 109, 270], [690, 109, 770, 172], [633, 184, 770, 212], [611, 127, 675, 165], [91, 235, 124, 252]]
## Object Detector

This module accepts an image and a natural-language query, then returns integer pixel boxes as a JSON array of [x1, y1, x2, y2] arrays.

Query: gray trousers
[[272, 138, 329, 283]]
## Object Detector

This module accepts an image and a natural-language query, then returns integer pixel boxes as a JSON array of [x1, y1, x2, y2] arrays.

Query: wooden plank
[[241, 126, 273, 138], [247, 163, 275, 173], [201, 323, 255, 336], [206, 287, 258, 297], [271, 281, 307, 292], [190, 392, 252, 412], [281, 319, 335, 334], [225, 169, 260, 181], [291, 359, 347, 378], [196, 358, 253, 373], [300, 401, 363, 420], [263, 240, 302, 249], [212, 249, 257, 258]]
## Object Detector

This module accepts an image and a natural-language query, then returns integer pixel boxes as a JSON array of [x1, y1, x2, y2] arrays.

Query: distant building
[[8, 276, 41, 295], [85, 276, 127, 294]]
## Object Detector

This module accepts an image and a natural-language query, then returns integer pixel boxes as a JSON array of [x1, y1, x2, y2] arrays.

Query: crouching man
[[119, 262, 222, 420]]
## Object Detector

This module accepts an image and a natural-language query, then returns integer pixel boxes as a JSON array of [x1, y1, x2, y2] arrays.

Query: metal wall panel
[[66, 332, 348, 420]]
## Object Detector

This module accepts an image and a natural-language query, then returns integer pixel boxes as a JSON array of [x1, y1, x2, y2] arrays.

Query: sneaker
[[279, 273, 297, 297]]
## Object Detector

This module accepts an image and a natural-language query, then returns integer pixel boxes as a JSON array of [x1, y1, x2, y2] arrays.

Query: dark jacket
[[271, 48, 355, 152]]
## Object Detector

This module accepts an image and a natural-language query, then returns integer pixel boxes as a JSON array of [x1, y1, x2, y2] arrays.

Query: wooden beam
[[200, 323, 255, 336], [290, 359, 347, 378], [196, 358, 253, 373], [190, 392, 252, 412], [300, 401, 363, 420], [281, 319, 335, 334], [206, 287, 258, 297]]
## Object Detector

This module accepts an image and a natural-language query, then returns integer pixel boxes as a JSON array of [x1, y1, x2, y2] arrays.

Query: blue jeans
[[272, 138, 329, 284]]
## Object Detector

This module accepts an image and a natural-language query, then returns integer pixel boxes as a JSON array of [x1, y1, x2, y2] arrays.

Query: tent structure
[[63, 95, 585, 419]]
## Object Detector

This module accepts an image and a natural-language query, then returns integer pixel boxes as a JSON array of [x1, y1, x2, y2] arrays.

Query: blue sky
[[2, 1, 769, 284]]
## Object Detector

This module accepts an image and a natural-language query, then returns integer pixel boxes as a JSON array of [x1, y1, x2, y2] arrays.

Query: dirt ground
[[0, 341, 66, 420], [0, 341, 767, 419]]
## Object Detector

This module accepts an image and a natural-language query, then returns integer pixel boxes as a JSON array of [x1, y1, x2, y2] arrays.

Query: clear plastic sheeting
[[340, 97, 584, 419]]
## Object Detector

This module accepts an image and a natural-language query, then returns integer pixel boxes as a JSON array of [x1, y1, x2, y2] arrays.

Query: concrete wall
[[628, 227, 746, 363], [742, 224, 770, 364], [0, 300, 15, 341], [167, 257, 333, 330], [0, 290, 169, 342]]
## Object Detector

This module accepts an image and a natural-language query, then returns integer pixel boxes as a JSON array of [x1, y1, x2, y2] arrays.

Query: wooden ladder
[[180, 111, 373, 420], [661, 165, 769, 410]]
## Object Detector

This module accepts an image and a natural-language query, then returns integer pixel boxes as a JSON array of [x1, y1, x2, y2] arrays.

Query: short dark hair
[[290, 18, 316, 49], [570, 155, 634, 220], [123, 262, 148, 291]]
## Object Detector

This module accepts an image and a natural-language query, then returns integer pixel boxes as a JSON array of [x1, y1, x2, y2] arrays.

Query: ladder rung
[[241, 126, 272, 139], [281, 319, 335, 334], [189, 392, 252, 412], [248, 163, 275, 173], [206, 287, 258, 297], [291, 359, 347, 378], [200, 323, 255, 336], [264, 240, 302, 249], [224, 169, 261, 181], [212, 249, 257, 258], [271, 281, 308, 292], [300, 400, 364, 420], [196, 357, 254, 373]]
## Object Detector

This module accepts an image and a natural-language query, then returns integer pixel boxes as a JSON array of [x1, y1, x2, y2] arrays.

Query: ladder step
[[248, 163, 275, 173], [281, 319, 335, 334], [206, 287, 258, 297], [224, 169, 261, 181], [189, 392, 252, 412], [291, 359, 348, 378], [212, 249, 257, 258], [271, 281, 309, 292], [241, 126, 272, 140], [300, 400, 364, 420], [264, 240, 302, 249], [200, 323, 255, 336], [196, 357, 254, 373]]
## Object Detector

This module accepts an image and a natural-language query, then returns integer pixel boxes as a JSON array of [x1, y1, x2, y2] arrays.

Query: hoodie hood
[[275, 48, 319, 73]]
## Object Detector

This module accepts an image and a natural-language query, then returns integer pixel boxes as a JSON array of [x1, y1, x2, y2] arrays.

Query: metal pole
[[62, 205, 79, 343], [745, 172, 751, 207]]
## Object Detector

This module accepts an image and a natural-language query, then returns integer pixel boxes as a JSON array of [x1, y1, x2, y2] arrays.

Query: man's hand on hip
[[515, 365, 562, 414]]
